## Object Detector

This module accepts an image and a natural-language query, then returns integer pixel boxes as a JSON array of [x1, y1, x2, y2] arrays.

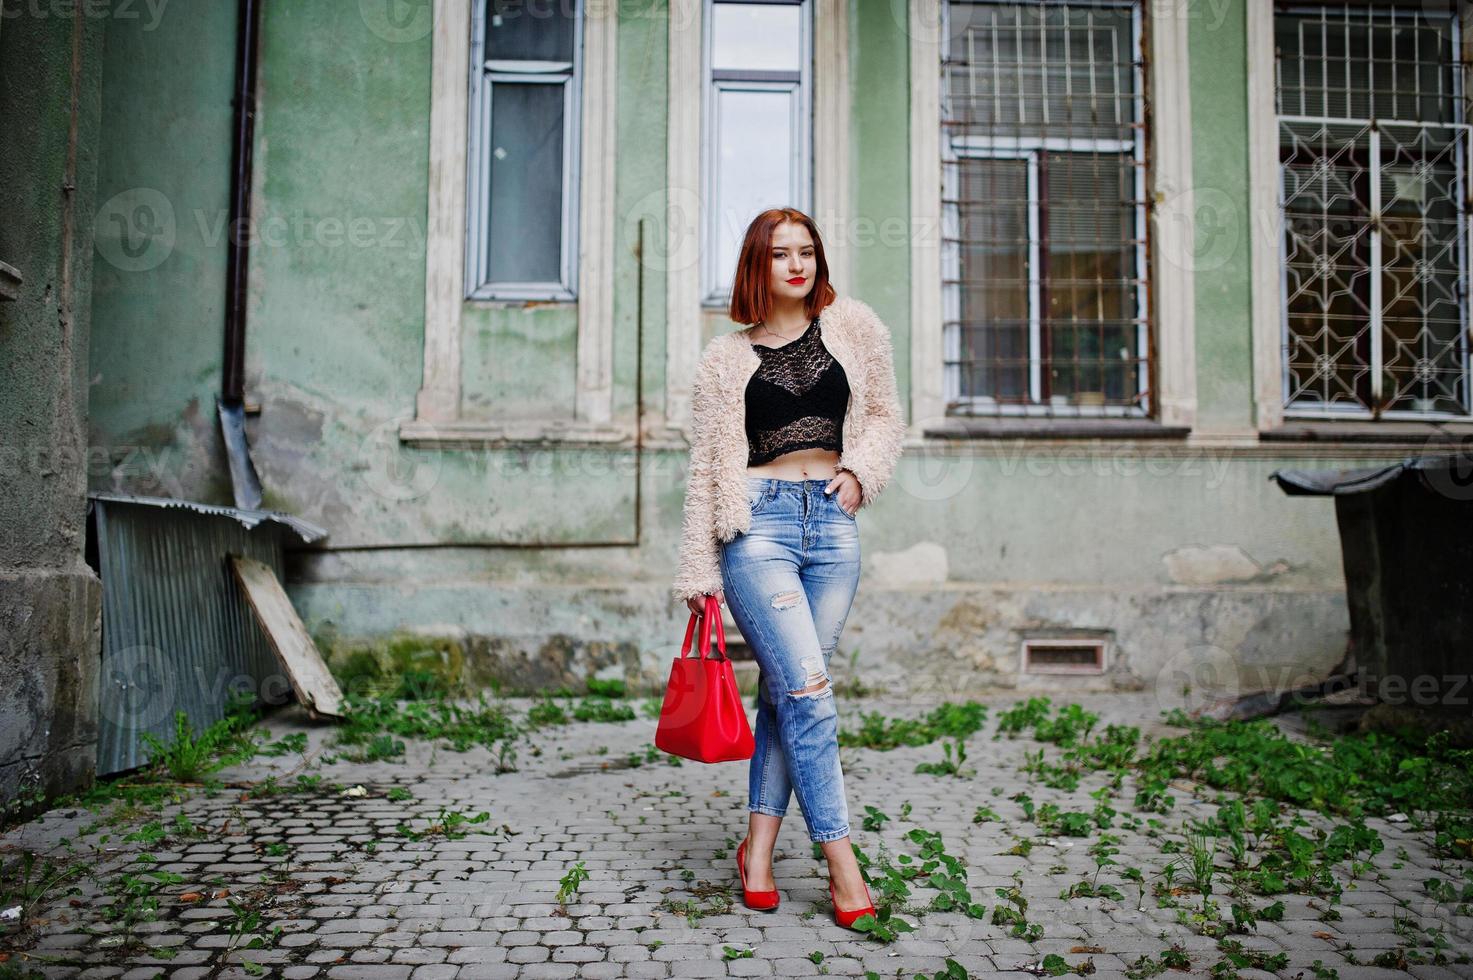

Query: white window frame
[[404, 0, 620, 445], [699, 0, 813, 307], [465, 0, 583, 302], [1252, 2, 1473, 425], [913, 0, 1198, 432], [665, 0, 850, 440], [940, 136, 1150, 414]]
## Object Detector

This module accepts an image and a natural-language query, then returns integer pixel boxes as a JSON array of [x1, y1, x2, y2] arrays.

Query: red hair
[[727, 208, 837, 325]]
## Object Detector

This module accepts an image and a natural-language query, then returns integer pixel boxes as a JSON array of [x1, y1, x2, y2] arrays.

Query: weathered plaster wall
[[84, 0, 1375, 707], [87, 0, 239, 503], [0, 1, 106, 810], [850, 0, 911, 393], [1189, 0, 1258, 434], [281, 1, 1363, 707]]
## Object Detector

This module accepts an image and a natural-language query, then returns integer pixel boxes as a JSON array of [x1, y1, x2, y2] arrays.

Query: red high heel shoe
[[828, 878, 876, 929], [735, 837, 779, 910]]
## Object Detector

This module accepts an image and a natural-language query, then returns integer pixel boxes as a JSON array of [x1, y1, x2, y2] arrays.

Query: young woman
[[669, 207, 906, 928]]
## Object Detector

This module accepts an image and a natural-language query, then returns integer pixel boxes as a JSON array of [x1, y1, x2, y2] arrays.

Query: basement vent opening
[[1022, 639, 1107, 675]]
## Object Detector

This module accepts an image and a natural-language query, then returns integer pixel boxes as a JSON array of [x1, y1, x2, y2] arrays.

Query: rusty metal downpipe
[[218, 0, 265, 510]]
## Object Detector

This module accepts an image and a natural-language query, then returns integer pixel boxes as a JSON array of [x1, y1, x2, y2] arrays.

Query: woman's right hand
[[686, 590, 725, 617]]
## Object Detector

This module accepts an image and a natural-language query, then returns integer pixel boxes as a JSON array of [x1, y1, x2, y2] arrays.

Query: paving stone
[[453, 968, 518, 980], [517, 966, 580, 980], [445, 948, 508, 965], [620, 964, 672, 978]]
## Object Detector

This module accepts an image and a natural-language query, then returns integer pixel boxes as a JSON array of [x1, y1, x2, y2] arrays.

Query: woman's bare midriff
[[746, 446, 841, 481]]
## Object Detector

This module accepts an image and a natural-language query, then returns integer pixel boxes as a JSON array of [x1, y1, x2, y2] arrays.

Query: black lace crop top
[[744, 317, 851, 467]]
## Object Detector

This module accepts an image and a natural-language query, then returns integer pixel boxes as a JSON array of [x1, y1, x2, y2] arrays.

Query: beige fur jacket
[[670, 295, 906, 602]]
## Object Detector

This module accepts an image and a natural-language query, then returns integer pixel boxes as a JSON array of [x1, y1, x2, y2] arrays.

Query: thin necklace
[[755, 318, 809, 344]]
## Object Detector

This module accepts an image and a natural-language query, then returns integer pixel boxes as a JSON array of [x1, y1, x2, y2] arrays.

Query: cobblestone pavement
[[3, 692, 1471, 979]]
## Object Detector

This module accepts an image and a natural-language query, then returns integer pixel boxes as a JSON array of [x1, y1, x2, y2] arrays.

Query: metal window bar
[[941, 0, 1150, 418], [1276, 3, 1472, 419], [465, 0, 583, 301]]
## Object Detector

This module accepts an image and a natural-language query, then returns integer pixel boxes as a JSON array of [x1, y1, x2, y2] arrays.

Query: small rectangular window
[[466, 0, 582, 301], [702, 0, 812, 307], [711, 3, 802, 72], [484, 0, 575, 62]]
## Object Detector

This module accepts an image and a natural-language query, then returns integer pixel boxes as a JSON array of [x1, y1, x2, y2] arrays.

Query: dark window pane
[[487, 82, 565, 283], [957, 157, 1030, 402], [1275, 9, 1457, 124], [486, 0, 575, 63], [1041, 151, 1138, 404], [1279, 121, 1374, 410], [1378, 124, 1465, 412]]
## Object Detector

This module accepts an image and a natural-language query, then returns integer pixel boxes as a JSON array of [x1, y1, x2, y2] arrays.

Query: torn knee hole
[[789, 677, 830, 699], [789, 655, 831, 699], [769, 590, 802, 610]]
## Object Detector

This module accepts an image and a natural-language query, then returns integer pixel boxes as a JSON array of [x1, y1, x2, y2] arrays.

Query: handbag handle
[[680, 593, 727, 661]]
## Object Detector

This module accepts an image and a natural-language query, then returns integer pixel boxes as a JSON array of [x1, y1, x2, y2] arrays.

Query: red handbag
[[654, 595, 755, 763]]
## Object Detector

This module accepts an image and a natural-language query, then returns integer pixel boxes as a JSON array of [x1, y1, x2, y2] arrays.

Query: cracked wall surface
[[0, 7, 107, 812], [74, 1, 1385, 707]]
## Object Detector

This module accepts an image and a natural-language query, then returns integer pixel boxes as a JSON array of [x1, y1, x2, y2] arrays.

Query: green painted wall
[[850, 0, 912, 402], [80, 0, 1369, 581], [89, 1, 238, 502], [76, 0, 1406, 697], [248, 0, 430, 424], [1188, 0, 1257, 431], [88, 3, 667, 547]]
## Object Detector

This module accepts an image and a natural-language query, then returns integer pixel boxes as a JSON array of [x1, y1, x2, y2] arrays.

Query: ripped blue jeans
[[719, 476, 861, 843]]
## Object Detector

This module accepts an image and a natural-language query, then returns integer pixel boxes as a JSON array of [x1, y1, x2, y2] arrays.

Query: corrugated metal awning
[[86, 491, 328, 543], [86, 493, 330, 776]]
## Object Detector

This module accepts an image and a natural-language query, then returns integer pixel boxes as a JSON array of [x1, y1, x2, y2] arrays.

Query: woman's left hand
[[824, 472, 862, 517]]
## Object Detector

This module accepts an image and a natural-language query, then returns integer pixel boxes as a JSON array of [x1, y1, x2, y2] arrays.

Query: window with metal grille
[[702, 0, 813, 307], [940, 1, 1149, 417], [465, 0, 583, 301], [1276, 4, 1471, 419]]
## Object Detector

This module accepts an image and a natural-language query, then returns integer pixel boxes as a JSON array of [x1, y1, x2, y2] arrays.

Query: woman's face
[[768, 222, 816, 304]]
